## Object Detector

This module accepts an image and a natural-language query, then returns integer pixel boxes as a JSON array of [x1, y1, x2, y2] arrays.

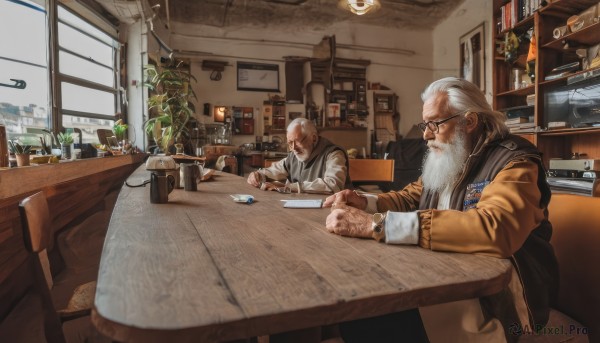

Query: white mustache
[[428, 142, 444, 150]]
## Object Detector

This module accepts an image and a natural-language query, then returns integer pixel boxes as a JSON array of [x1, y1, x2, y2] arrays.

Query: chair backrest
[[19, 191, 54, 289], [548, 194, 600, 342], [348, 159, 395, 182]]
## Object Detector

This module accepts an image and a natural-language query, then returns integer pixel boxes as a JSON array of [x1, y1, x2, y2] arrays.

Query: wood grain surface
[[93, 166, 512, 342]]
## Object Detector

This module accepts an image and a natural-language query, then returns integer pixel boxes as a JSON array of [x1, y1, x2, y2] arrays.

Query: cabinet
[[492, 0, 600, 167], [232, 106, 254, 135], [309, 58, 370, 128], [263, 100, 286, 132], [372, 92, 398, 149]]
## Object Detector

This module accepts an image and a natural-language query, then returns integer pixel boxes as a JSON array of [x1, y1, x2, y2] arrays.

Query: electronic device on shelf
[[547, 159, 600, 197], [545, 62, 580, 81]]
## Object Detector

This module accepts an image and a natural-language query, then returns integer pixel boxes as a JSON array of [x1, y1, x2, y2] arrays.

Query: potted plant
[[143, 60, 197, 154], [8, 140, 31, 167], [57, 131, 75, 160], [113, 119, 135, 154], [113, 119, 128, 142]]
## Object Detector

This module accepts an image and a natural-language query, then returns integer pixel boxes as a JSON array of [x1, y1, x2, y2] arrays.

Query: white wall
[[432, 0, 493, 101]]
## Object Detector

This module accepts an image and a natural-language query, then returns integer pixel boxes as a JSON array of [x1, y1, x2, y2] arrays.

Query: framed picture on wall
[[237, 62, 280, 92], [459, 22, 485, 92]]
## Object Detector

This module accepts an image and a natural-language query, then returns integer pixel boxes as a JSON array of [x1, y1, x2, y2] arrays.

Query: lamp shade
[[342, 0, 381, 15]]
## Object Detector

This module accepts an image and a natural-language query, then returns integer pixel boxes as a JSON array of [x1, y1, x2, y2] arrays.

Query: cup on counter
[[181, 163, 203, 191], [150, 172, 175, 204]]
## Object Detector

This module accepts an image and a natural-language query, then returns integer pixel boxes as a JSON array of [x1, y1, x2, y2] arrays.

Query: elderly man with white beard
[[247, 117, 352, 194], [323, 77, 558, 343]]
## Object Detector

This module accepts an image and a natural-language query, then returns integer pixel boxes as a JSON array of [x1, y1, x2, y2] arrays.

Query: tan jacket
[[376, 134, 558, 341], [377, 158, 544, 258]]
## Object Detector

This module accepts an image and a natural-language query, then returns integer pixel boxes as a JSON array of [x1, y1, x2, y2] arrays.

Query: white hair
[[287, 117, 318, 137], [422, 77, 508, 138]]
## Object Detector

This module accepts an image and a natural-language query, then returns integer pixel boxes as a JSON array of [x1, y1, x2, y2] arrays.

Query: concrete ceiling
[[95, 0, 466, 31]]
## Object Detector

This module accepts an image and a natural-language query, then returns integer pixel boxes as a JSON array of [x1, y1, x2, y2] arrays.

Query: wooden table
[[92, 165, 513, 342]]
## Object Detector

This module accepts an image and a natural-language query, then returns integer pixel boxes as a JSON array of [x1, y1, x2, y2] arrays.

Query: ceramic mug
[[182, 163, 201, 191], [150, 172, 175, 203]]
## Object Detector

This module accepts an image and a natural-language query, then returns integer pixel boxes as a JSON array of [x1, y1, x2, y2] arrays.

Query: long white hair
[[421, 77, 508, 138]]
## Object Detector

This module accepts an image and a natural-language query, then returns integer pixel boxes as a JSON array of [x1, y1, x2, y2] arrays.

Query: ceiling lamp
[[343, 0, 381, 15]]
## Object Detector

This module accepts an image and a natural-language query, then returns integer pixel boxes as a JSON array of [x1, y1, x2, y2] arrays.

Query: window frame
[[53, 2, 121, 141]]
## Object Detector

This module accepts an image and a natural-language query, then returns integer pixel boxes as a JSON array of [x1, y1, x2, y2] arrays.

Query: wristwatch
[[372, 212, 386, 242]]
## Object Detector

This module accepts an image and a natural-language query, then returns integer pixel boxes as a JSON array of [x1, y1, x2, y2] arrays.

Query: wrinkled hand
[[325, 203, 372, 239], [323, 189, 367, 210], [261, 181, 285, 191], [247, 171, 263, 187]]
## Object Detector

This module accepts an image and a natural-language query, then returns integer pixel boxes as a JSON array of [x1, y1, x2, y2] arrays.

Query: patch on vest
[[463, 181, 490, 210]]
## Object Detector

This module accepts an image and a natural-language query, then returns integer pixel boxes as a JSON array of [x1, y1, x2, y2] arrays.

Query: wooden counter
[[0, 154, 145, 321], [93, 166, 513, 342]]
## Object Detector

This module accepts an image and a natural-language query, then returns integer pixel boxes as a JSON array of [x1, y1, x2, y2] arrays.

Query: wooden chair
[[348, 159, 395, 192], [19, 191, 96, 343]]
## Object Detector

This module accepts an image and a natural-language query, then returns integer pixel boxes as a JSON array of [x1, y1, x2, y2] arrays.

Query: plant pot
[[15, 153, 30, 167]]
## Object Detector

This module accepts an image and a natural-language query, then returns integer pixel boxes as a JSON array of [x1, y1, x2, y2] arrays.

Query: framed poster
[[459, 23, 485, 92], [237, 62, 280, 92]]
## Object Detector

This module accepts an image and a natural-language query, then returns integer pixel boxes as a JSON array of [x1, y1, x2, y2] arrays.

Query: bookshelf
[[492, 0, 600, 167]]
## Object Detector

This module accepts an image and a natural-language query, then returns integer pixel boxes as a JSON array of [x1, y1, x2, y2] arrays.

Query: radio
[[547, 159, 600, 197]]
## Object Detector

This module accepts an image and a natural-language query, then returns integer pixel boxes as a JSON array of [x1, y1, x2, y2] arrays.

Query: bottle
[[217, 124, 225, 144], [223, 118, 232, 145], [370, 130, 378, 159], [195, 123, 206, 156]]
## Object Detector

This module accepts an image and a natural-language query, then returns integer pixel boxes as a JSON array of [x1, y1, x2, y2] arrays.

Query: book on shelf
[[548, 121, 570, 129], [526, 94, 535, 106], [510, 123, 535, 129], [505, 116, 530, 125], [497, 0, 541, 33], [510, 129, 536, 134]]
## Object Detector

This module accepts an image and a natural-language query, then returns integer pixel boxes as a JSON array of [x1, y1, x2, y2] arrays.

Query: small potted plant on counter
[[113, 119, 128, 143], [8, 140, 31, 167], [113, 119, 135, 154], [57, 131, 75, 160]]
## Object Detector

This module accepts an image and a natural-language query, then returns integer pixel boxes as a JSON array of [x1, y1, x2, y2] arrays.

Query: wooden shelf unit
[[309, 58, 370, 128], [492, 0, 600, 167]]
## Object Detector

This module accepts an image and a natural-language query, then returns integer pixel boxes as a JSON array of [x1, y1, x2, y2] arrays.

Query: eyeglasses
[[417, 111, 465, 133], [287, 135, 308, 149]]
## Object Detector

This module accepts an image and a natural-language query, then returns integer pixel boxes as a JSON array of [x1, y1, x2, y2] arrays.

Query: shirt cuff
[[287, 182, 301, 193], [384, 211, 420, 245], [364, 193, 379, 213]]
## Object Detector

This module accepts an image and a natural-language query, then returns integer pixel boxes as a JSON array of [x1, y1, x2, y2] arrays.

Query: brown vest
[[283, 137, 352, 190]]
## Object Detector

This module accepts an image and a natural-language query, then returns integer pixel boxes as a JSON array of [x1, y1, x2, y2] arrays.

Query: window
[[0, 0, 50, 137], [0, 0, 120, 145], [57, 5, 119, 144]]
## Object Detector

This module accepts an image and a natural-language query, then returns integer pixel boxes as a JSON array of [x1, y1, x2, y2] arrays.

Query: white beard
[[294, 146, 313, 162], [421, 128, 470, 193], [295, 150, 310, 162]]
